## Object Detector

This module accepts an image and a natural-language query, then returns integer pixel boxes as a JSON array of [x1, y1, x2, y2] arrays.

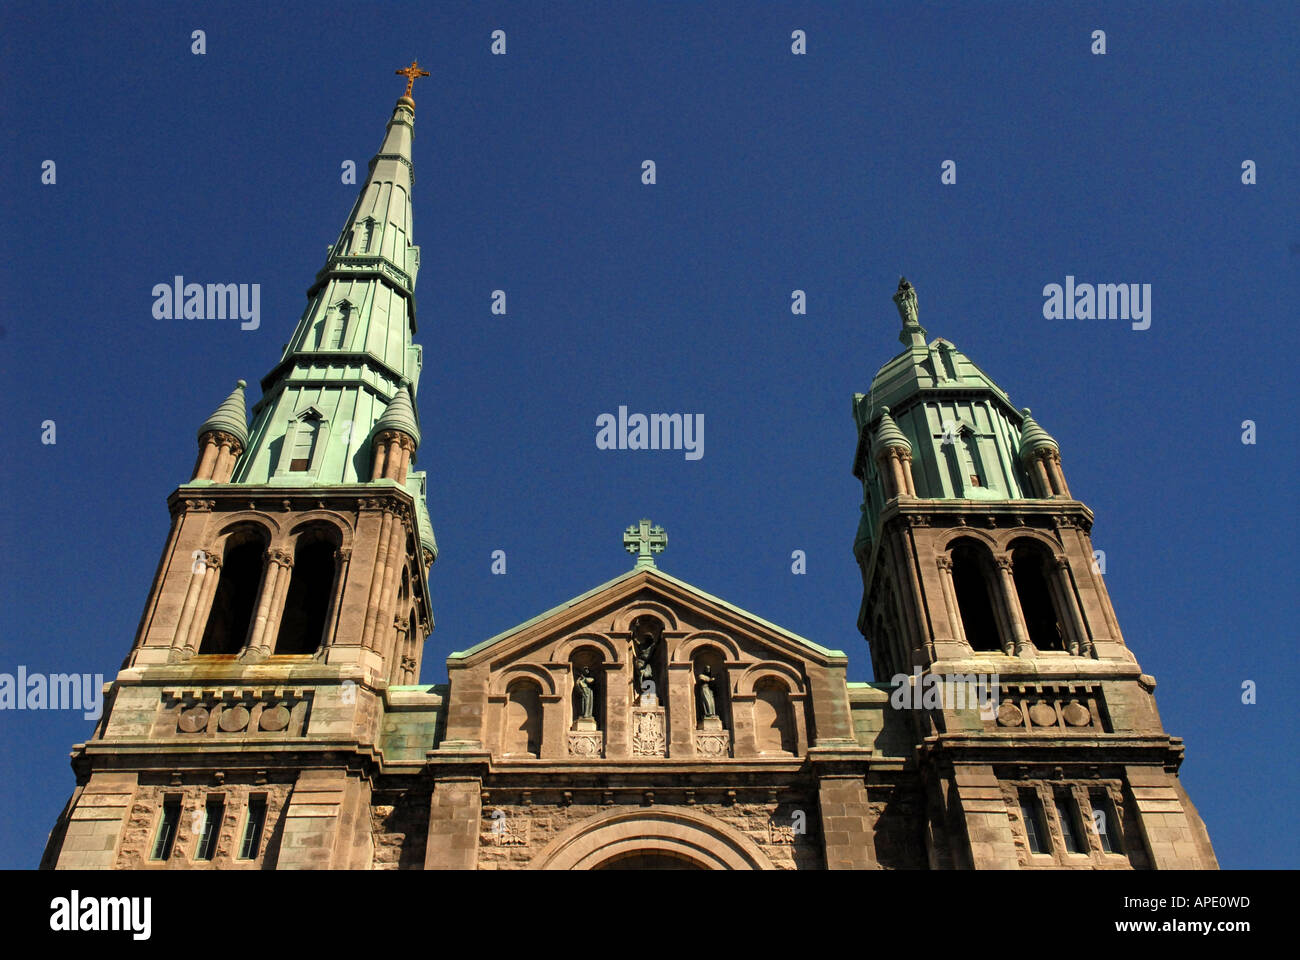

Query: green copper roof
[[412, 475, 437, 558], [197, 380, 249, 447], [373, 382, 421, 447], [450, 565, 846, 661], [1017, 407, 1059, 457], [871, 405, 911, 455]]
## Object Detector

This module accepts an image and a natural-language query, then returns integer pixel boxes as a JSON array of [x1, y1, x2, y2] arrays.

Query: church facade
[[41, 77, 1217, 870]]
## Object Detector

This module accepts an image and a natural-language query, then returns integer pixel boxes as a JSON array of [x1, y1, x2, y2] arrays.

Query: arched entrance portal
[[529, 806, 775, 870], [594, 850, 707, 870]]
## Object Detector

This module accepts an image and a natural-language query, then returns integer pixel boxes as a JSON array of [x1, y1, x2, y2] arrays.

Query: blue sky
[[1, 1, 1296, 869]]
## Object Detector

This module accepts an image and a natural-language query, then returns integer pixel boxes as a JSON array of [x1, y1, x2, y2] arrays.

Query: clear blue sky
[[1, 1, 1295, 869]]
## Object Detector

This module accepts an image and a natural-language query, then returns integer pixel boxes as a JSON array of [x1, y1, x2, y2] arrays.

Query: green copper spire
[[1017, 407, 1059, 456], [373, 382, 421, 447], [231, 88, 426, 486], [623, 519, 667, 569], [197, 379, 249, 447]]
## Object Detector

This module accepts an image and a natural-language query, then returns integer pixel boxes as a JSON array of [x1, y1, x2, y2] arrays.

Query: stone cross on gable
[[624, 519, 667, 568]]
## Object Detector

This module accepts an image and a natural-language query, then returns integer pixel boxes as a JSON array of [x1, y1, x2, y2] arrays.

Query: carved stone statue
[[575, 666, 595, 720], [631, 617, 660, 702], [696, 664, 717, 720]]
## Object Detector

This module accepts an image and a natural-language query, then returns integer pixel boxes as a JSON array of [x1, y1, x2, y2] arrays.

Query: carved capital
[[936, 556, 953, 572], [996, 556, 1014, 573], [336, 547, 352, 563], [268, 548, 294, 568]]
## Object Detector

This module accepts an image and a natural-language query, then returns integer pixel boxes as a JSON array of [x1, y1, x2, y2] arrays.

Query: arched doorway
[[594, 850, 707, 870], [529, 807, 775, 870]]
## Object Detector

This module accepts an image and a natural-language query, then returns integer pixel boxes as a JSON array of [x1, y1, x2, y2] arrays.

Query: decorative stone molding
[[986, 684, 1107, 733], [487, 816, 530, 847], [631, 705, 666, 758], [162, 688, 312, 738]]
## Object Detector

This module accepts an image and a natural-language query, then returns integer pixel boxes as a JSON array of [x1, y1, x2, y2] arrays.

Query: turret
[[192, 380, 248, 482]]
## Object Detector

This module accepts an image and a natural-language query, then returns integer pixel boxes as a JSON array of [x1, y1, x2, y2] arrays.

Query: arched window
[[753, 678, 796, 754], [1011, 543, 1066, 652], [199, 529, 266, 655], [274, 527, 338, 655], [503, 680, 543, 758], [950, 541, 1003, 652]]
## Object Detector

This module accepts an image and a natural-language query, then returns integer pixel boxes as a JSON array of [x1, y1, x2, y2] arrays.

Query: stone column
[[1031, 453, 1054, 498], [424, 777, 482, 870], [950, 765, 1020, 868], [170, 551, 214, 659], [995, 557, 1033, 657], [817, 775, 876, 869], [373, 512, 407, 663], [1051, 556, 1093, 656], [193, 439, 220, 481], [935, 555, 965, 648], [361, 509, 396, 649], [243, 551, 281, 656], [900, 451, 916, 496], [322, 547, 351, 651], [259, 549, 295, 656], [1048, 454, 1071, 498]]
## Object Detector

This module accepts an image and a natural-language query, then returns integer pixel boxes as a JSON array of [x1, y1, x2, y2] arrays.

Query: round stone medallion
[[1062, 700, 1091, 727], [996, 701, 1023, 727], [218, 704, 250, 732], [178, 706, 209, 733], [260, 705, 291, 731], [1027, 702, 1058, 727]]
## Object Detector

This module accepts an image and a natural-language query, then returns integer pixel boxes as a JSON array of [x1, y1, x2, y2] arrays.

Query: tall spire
[[230, 81, 428, 487]]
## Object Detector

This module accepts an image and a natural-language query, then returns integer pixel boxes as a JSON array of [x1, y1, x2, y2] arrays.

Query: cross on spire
[[395, 59, 430, 100], [624, 519, 667, 568]]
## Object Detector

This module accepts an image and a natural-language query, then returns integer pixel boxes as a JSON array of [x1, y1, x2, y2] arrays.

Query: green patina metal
[[196, 93, 436, 563], [851, 278, 1065, 551], [197, 379, 250, 447], [623, 518, 667, 568]]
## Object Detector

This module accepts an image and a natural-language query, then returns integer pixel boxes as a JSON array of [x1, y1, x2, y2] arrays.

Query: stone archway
[[529, 806, 775, 870]]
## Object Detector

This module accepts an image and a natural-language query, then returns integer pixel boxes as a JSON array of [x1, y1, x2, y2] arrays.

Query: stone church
[[41, 73, 1218, 870]]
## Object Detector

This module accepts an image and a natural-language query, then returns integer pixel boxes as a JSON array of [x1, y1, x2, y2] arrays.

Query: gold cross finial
[[395, 59, 430, 99]]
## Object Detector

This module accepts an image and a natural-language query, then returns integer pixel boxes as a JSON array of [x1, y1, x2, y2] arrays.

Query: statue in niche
[[696, 664, 717, 720], [630, 617, 660, 703], [575, 666, 595, 720]]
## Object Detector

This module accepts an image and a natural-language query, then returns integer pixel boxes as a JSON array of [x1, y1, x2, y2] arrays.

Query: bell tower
[[851, 278, 1217, 869], [43, 73, 438, 870]]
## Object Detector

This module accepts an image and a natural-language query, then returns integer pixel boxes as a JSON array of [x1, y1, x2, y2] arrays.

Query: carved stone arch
[[609, 601, 679, 634], [734, 660, 805, 697], [213, 513, 281, 543], [937, 527, 1000, 554], [529, 807, 776, 870], [550, 632, 622, 664], [490, 663, 558, 699], [999, 529, 1063, 555], [284, 512, 353, 551], [673, 630, 742, 662]]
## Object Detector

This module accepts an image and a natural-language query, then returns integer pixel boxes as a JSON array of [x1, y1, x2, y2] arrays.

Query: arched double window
[[198, 527, 267, 656], [273, 525, 340, 655], [949, 539, 1004, 653], [1010, 541, 1067, 652]]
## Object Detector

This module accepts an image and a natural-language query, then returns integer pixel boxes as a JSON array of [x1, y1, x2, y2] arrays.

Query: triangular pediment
[[449, 566, 845, 670]]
